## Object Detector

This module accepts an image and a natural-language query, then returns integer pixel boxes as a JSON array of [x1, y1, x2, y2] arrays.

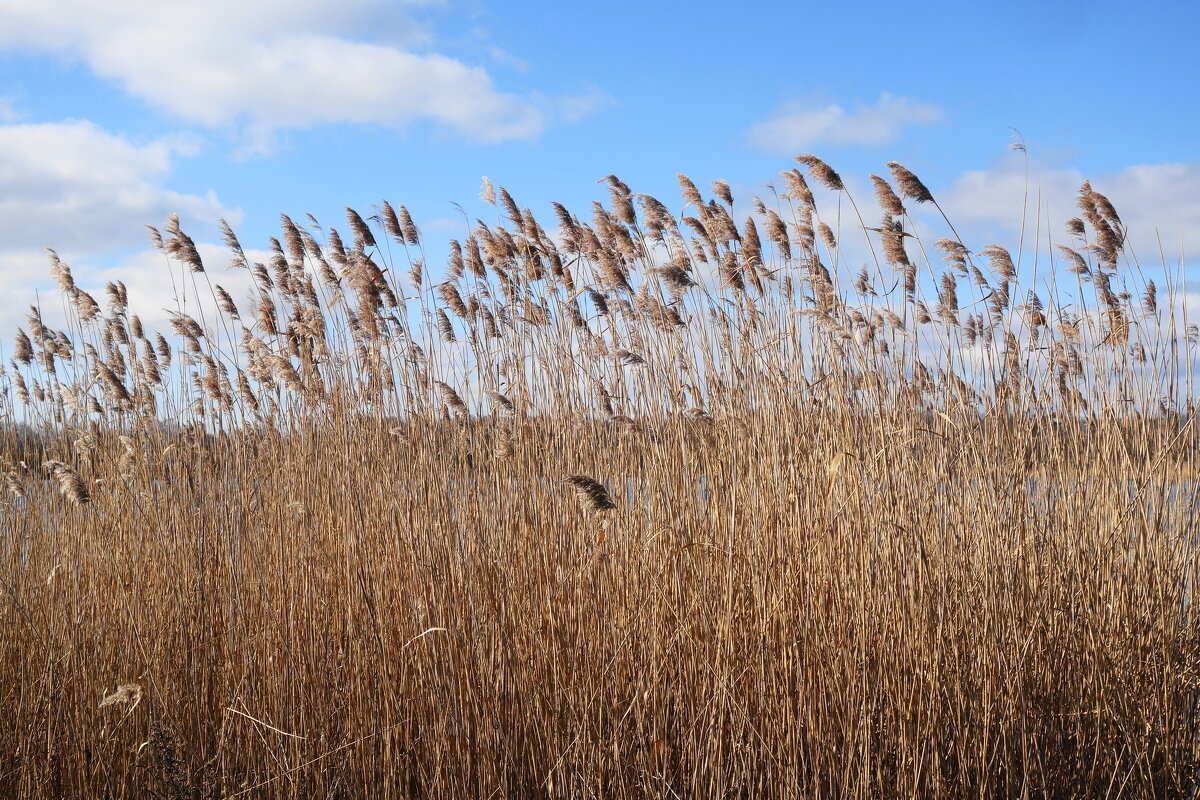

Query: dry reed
[[0, 156, 1198, 799]]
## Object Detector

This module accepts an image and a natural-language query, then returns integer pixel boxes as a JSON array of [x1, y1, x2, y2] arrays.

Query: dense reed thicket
[[1, 156, 1198, 799]]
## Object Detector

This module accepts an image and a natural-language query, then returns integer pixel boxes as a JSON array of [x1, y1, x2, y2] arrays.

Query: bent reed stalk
[[1, 156, 1199, 799]]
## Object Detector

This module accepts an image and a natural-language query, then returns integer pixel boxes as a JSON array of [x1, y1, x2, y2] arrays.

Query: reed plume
[[0, 155, 1195, 800], [564, 475, 616, 512]]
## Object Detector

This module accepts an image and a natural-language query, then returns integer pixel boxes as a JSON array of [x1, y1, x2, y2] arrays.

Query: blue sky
[[0, 0, 1197, 335]]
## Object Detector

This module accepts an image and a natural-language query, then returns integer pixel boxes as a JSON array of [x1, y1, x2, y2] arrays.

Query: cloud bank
[[0, 121, 227, 253], [0, 120, 234, 336], [0, 0, 551, 143], [935, 156, 1200, 257]]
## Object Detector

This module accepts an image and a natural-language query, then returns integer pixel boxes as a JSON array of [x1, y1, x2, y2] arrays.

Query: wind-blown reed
[[0, 156, 1198, 799]]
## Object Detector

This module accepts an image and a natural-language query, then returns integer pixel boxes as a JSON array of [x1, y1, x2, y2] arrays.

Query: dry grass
[[1, 158, 1198, 798]]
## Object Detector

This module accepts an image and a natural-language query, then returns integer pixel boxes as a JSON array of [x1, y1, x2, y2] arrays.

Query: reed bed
[[1, 157, 1198, 798]]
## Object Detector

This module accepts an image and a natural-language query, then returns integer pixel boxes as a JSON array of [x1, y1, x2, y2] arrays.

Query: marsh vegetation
[[1, 157, 1198, 798]]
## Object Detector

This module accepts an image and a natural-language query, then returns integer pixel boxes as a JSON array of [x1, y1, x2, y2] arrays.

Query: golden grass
[[0, 158, 1198, 798]]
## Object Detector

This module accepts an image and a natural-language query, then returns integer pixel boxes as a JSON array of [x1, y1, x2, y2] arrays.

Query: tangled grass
[[1, 156, 1198, 798]]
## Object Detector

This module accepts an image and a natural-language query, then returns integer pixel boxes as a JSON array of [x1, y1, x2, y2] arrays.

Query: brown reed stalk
[[0, 156, 1195, 800]]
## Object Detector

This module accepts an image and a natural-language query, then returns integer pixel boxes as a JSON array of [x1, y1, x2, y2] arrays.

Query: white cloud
[[89, 244, 264, 336], [0, 121, 229, 253], [1, 249, 58, 320], [0, 0, 551, 143], [1, 241, 266, 354], [556, 86, 616, 124], [0, 96, 20, 123], [0, 119, 235, 338], [935, 154, 1200, 257], [486, 45, 531, 73], [747, 93, 943, 153]]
